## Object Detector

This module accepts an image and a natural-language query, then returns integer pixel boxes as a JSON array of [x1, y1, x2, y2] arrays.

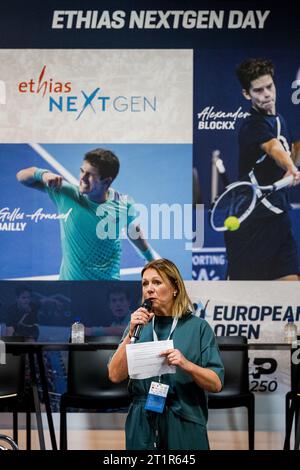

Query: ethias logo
[[18, 66, 156, 120], [18, 65, 72, 97]]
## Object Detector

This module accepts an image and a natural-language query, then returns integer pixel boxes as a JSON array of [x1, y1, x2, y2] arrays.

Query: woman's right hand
[[129, 307, 154, 338]]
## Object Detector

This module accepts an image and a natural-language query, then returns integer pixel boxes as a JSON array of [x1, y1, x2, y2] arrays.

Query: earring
[[173, 292, 177, 297]]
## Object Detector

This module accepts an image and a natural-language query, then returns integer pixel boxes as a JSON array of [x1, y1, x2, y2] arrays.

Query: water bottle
[[284, 316, 297, 345], [71, 318, 85, 344]]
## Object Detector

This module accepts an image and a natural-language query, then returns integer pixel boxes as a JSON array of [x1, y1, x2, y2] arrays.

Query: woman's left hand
[[159, 348, 189, 370]]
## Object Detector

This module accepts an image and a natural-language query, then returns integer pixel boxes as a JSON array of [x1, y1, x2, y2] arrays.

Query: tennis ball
[[224, 216, 240, 231]]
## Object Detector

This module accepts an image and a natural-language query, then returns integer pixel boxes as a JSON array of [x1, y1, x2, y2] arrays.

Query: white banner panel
[[0, 49, 192, 143], [185, 281, 299, 343], [185, 281, 300, 432]]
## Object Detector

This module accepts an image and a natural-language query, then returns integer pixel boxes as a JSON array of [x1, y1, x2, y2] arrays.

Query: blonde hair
[[141, 259, 194, 318]]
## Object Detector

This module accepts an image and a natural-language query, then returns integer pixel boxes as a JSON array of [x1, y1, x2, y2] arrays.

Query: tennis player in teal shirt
[[109, 259, 224, 450], [17, 148, 158, 280]]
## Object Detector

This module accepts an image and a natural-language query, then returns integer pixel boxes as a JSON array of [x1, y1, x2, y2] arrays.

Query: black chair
[[208, 335, 255, 450], [0, 336, 31, 449], [60, 336, 131, 450], [284, 337, 300, 450]]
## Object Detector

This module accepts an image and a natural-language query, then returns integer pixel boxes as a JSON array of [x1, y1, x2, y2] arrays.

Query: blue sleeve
[[44, 181, 78, 207], [240, 119, 276, 150], [200, 321, 225, 386]]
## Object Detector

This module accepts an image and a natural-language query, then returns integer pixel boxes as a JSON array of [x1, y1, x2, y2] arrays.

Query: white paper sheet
[[126, 339, 176, 379]]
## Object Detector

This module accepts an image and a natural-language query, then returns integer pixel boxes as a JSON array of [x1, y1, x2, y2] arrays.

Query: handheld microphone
[[130, 299, 153, 344]]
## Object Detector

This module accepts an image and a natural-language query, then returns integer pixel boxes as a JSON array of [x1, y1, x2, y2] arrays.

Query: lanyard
[[152, 316, 178, 342]]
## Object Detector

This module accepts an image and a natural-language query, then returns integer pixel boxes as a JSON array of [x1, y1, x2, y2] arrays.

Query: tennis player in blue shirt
[[17, 148, 159, 280], [225, 58, 300, 280]]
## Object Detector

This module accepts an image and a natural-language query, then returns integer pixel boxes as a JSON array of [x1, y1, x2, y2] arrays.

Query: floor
[[0, 429, 288, 450]]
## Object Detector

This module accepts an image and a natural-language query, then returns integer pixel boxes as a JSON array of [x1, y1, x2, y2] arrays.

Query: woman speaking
[[108, 259, 224, 450]]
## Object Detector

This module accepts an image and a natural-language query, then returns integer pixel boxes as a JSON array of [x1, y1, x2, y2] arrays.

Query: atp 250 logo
[[17, 65, 157, 120], [249, 357, 278, 393]]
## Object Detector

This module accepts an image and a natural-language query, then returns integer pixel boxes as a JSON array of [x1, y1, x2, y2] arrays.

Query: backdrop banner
[[186, 280, 299, 431]]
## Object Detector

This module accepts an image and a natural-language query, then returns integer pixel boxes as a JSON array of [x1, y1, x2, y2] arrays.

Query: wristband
[[33, 168, 50, 183]]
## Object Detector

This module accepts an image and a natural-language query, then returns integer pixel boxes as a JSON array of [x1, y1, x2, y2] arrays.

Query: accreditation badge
[[144, 381, 169, 414]]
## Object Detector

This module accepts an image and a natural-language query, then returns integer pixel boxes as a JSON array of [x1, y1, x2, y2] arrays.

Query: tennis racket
[[210, 175, 293, 232]]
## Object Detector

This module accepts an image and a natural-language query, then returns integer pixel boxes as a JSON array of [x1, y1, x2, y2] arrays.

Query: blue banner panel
[[0, 2, 299, 49]]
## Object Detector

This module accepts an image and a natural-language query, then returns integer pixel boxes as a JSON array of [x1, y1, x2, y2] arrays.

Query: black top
[[238, 107, 291, 216]]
